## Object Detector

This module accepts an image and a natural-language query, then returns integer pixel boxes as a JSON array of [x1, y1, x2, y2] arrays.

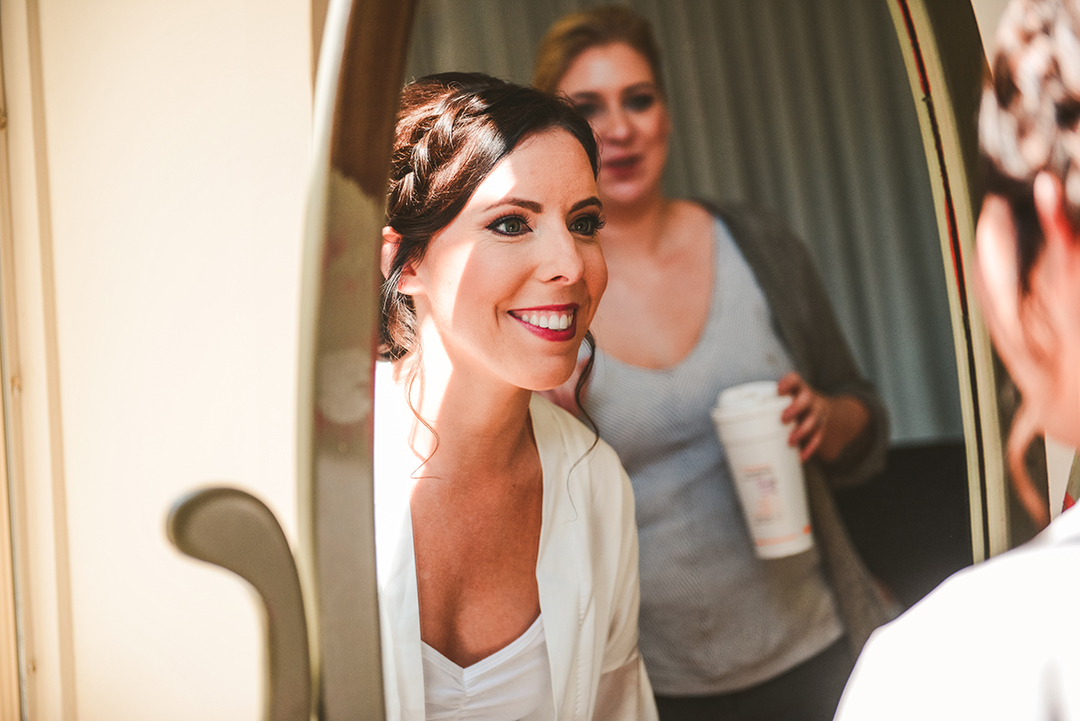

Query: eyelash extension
[[571, 211, 606, 237], [486, 214, 532, 236]]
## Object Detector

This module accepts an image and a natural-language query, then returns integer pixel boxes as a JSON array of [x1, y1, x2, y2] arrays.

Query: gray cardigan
[[709, 202, 898, 654]]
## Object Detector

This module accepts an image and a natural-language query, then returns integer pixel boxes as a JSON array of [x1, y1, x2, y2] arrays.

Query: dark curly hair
[[381, 72, 600, 360]]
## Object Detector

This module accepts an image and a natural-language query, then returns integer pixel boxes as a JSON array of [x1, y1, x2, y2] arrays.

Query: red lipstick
[[508, 304, 579, 342]]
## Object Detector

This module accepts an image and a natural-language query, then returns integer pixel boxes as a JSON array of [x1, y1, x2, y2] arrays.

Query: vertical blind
[[405, 0, 962, 443]]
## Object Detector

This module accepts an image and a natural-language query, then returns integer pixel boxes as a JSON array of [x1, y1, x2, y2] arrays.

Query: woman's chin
[[599, 167, 663, 208], [524, 361, 578, 393], [599, 179, 651, 208], [530, 377, 573, 394]]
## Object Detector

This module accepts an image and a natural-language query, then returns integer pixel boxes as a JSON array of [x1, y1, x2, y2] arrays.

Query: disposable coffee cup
[[710, 381, 813, 559]]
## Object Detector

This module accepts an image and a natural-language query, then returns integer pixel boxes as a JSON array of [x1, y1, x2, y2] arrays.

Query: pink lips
[[603, 154, 641, 179], [508, 304, 578, 342]]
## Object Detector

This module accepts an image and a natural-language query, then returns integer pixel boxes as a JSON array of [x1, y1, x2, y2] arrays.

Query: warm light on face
[[405, 129, 608, 392]]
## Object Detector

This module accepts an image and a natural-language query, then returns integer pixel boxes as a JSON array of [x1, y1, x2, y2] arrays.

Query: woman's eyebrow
[[568, 91, 602, 101], [570, 197, 602, 212], [482, 198, 543, 213]]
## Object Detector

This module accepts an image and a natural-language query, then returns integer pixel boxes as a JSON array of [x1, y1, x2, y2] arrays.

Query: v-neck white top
[[373, 361, 658, 721], [421, 615, 554, 720]]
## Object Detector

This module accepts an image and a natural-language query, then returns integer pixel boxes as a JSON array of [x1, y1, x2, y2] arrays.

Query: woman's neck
[[600, 190, 675, 257], [392, 338, 535, 482]]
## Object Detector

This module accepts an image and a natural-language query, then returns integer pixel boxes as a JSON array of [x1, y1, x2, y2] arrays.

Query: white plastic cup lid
[[714, 381, 787, 421]]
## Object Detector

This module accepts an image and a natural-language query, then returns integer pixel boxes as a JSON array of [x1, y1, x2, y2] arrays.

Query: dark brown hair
[[533, 5, 664, 96], [979, 0, 1080, 524], [381, 72, 600, 360]]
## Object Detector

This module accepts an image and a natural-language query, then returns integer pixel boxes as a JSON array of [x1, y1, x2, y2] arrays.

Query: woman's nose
[[539, 229, 585, 285], [598, 108, 632, 144]]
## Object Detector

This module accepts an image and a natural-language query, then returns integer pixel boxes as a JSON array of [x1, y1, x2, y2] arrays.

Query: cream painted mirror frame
[[296, 0, 414, 717], [288, 0, 1003, 711], [887, 0, 1010, 561], [0, 46, 24, 718]]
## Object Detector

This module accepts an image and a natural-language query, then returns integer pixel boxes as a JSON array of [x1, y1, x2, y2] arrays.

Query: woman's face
[[557, 42, 670, 209], [975, 192, 1080, 446], [404, 129, 607, 392]]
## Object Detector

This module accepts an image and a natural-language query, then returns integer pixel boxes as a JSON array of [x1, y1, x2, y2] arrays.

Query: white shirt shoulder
[[837, 506, 1080, 720]]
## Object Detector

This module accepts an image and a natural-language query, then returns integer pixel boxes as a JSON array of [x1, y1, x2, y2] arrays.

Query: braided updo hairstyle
[[979, 0, 1080, 524], [981, 0, 1080, 288], [381, 72, 599, 360]]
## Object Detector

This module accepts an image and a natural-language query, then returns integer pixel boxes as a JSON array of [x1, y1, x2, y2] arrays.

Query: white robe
[[837, 504, 1080, 720], [374, 364, 657, 720]]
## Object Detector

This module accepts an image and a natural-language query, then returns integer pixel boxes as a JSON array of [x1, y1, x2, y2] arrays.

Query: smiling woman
[[385, 129, 606, 392], [373, 72, 657, 720]]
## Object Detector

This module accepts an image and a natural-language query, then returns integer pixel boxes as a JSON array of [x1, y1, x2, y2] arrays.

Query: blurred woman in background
[[836, 1, 1080, 717], [535, 7, 892, 720], [375, 72, 656, 720]]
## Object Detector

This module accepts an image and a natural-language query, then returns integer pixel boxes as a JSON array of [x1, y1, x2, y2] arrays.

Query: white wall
[[2, 1, 312, 718], [971, 0, 1011, 51]]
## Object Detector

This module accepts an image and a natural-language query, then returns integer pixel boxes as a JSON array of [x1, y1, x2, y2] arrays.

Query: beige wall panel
[[7, 0, 313, 718], [970, 0, 1010, 51], [2, 0, 73, 717]]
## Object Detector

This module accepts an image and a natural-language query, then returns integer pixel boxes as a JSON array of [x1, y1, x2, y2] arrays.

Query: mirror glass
[[402, 0, 969, 608]]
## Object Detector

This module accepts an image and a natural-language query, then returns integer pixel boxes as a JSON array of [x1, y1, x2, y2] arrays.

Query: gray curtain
[[405, 0, 962, 444]]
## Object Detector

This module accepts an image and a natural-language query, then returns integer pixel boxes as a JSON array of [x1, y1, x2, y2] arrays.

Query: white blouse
[[421, 615, 555, 720]]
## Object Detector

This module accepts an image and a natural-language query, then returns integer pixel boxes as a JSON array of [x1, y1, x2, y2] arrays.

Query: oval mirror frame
[[146, 1, 1031, 719], [292, 1, 1018, 717], [886, 0, 1013, 562], [298, 0, 416, 717]]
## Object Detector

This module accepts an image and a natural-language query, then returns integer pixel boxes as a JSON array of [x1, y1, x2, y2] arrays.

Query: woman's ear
[[975, 195, 1025, 365], [381, 227, 422, 296], [1034, 171, 1079, 254], [380, 227, 400, 279], [1033, 171, 1080, 296]]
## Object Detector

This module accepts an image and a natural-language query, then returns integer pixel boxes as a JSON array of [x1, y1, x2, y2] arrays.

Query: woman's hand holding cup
[[778, 372, 870, 464]]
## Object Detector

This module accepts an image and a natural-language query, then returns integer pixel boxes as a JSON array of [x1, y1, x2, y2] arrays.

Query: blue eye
[[489, 215, 531, 236], [569, 213, 605, 237]]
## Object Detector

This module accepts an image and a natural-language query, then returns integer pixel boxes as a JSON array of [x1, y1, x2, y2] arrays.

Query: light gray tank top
[[585, 218, 842, 695]]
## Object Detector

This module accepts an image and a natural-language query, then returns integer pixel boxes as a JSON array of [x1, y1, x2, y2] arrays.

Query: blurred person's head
[[534, 6, 671, 210], [978, 0, 1080, 521]]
